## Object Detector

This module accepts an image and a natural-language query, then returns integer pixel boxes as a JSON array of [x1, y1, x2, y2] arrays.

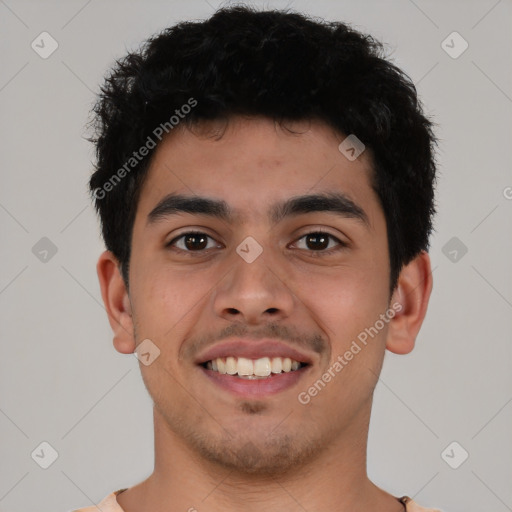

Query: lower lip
[[199, 366, 309, 398]]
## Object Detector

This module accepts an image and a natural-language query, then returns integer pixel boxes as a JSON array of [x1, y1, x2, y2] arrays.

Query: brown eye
[[304, 233, 330, 250], [183, 233, 208, 250], [168, 232, 217, 252], [293, 231, 346, 253]]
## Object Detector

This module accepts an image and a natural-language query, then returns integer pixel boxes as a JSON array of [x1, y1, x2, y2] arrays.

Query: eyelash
[[166, 229, 347, 257]]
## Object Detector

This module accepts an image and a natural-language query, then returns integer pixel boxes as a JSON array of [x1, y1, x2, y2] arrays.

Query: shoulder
[[402, 496, 442, 512], [69, 489, 127, 512]]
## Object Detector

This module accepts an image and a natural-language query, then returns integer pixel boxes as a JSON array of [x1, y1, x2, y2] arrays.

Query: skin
[[97, 116, 433, 512]]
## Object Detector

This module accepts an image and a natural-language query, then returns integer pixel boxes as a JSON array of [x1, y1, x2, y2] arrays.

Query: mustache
[[180, 322, 327, 361]]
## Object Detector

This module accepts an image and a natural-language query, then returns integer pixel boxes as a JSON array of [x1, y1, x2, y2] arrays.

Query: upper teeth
[[206, 356, 301, 377]]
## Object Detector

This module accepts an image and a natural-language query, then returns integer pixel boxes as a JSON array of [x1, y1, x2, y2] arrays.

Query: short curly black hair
[[88, 5, 437, 295]]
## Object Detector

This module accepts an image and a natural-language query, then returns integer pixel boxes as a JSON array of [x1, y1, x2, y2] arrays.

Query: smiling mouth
[[201, 356, 308, 379]]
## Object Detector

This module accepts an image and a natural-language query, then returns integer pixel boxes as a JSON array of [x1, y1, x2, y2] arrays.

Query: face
[[125, 117, 393, 475]]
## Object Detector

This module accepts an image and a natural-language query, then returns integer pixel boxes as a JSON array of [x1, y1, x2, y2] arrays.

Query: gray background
[[1, 1, 511, 511]]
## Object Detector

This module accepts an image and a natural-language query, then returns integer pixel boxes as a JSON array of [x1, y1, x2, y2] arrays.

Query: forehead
[[135, 116, 381, 227]]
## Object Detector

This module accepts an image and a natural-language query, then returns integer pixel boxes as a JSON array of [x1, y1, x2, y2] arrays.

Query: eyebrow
[[147, 192, 369, 227]]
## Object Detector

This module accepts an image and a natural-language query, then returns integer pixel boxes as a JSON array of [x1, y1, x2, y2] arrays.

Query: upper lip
[[195, 339, 315, 366]]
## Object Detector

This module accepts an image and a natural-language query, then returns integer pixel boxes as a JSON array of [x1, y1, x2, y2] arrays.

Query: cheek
[[129, 262, 220, 368], [293, 263, 390, 393], [295, 263, 386, 333], [132, 262, 205, 322]]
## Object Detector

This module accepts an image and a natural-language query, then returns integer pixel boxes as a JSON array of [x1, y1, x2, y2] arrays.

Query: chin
[[187, 430, 323, 477]]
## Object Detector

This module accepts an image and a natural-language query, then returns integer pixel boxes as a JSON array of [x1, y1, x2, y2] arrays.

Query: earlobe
[[385, 251, 433, 355], [96, 251, 136, 355]]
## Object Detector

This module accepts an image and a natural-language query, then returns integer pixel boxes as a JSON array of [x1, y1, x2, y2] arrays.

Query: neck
[[117, 404, 402, 512]]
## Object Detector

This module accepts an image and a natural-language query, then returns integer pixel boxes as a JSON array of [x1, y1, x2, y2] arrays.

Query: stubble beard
[[155, 399, 328, 478]]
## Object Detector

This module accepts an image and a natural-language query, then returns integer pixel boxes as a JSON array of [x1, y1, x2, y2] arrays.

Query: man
[[76, 6, 440, 511]]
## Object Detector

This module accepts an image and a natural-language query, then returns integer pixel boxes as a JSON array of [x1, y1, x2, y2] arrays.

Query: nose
[[212, 250, 295, 325]]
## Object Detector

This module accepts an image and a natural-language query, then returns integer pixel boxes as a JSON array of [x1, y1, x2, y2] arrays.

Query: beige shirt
[[71, 489, 442, 511]]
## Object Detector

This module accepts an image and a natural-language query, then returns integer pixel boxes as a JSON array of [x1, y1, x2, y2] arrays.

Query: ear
[[96, 250, 136, 354], [385, 251, 433, 355]]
